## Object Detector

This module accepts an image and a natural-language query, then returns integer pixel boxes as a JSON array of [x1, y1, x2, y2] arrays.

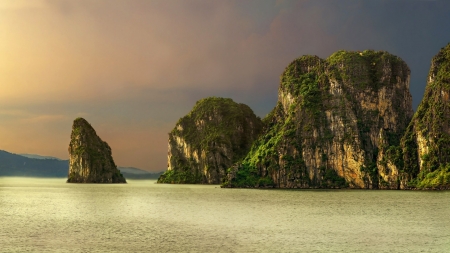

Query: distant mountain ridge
[[19, 154, 64, 160], [118, 167, 163, 179], [0, 150, 68, 177], [0, 150, 162, 179], [119, 167, 151, 174]]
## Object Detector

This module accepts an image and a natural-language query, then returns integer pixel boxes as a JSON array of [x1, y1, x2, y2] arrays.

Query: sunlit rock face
[[67, 118, 126, 183], [157, 97, 263, 184], [401, 43, 450, 189], [227, 50, 413, 189]]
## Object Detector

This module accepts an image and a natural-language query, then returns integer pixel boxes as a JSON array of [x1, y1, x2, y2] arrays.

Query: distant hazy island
[[158, 44, 450, 190]]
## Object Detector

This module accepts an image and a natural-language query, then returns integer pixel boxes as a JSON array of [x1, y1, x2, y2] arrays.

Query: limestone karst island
[[158, 44, 450, 190], [67, 118, 126, 183]]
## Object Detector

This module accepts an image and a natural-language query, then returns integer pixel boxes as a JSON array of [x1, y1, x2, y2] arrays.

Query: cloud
[[21, 114, 68, 123], [0, 0, 46, 10], [0, 0, 334, 106], [1, 0, 449, 171]]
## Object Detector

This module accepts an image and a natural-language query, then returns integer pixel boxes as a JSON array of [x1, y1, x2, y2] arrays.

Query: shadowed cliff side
[[158, 97, 263, 184], [401, 43, 450, 189], [225, 50, 413, 189], [67, 118, 126, 183]]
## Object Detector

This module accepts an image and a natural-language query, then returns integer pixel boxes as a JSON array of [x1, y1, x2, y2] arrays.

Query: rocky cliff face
[[401, 43, 450, 189], [157, 97, 263, 184], [67, 118, 126, 183], [226, 50, 413, 189]]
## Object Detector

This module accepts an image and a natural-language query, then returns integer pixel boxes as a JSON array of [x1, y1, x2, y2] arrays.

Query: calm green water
[[0, 178, 449, 252]]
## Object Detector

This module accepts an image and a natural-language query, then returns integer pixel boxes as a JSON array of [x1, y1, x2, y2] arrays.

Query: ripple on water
[[1, 178, 449, 252]]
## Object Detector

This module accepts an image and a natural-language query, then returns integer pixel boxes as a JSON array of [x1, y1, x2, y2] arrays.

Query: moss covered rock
[[401, 43, 450, 189], [157, 97, 263, 184], [225, 50, 413, 189], [67, 118, 126, 183]]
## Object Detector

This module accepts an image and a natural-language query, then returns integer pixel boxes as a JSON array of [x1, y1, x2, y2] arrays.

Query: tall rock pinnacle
[[158, 97, 263, 184], [67, 118, 126, 183], [401, 43, 450, 189], [226, 50, 413, 189]]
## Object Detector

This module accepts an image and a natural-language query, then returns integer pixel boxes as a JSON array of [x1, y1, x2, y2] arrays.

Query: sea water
[[1, 177, 449, 252]]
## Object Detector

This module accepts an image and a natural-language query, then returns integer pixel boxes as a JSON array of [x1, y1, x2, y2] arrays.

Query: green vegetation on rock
[[224, 50, 413, 189], [158, 97, 263, 184], [400, 43, 450, 188], [67, 118, 126, 183], [414, 164, 450, 189], [156, 45, 450, 190]]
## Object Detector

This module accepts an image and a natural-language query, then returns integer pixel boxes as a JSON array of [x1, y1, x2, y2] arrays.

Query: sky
[[1, 0, 449, 172]]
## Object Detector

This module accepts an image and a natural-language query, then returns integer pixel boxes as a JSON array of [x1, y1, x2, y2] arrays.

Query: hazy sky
[[1, 0, 449, 172]]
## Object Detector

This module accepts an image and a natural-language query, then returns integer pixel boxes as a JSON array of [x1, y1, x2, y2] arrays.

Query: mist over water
[[1, 178, 449, 252]]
